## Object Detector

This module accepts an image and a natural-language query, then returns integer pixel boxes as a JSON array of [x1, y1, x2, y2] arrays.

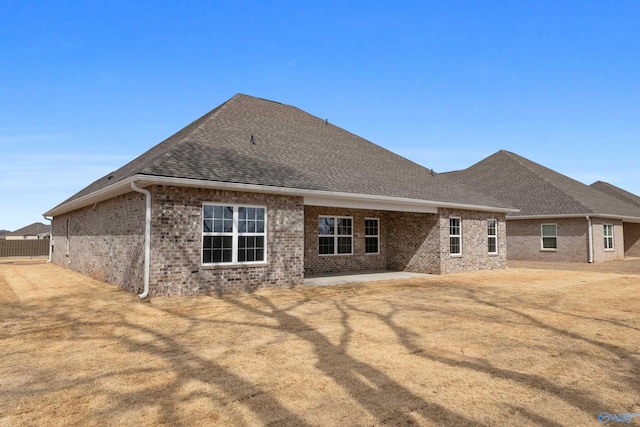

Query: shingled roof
[[590, 181, 640, 210], [445, 150, 640, 221], [8, 222, 50, 237], [46, 94, 514, 216]]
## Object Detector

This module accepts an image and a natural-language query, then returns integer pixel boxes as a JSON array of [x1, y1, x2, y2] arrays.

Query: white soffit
[[304, 195, 438, 213]]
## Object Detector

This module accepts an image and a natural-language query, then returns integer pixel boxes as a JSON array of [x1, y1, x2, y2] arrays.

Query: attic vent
[[250, 135, 255, 144], [325, 119, 328, 125], [107, 175, 113, 181]]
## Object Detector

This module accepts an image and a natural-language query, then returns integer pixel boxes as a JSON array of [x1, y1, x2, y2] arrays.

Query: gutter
[[508, 213, 640, 223], [131, 181, 151, 299], [586, 216, 594, 263], [43, 215, 53, 263], [44, 174, 519, 218]]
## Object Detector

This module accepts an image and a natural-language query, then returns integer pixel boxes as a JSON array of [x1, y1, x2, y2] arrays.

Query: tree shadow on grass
[[343, 284, 638, 421], [220, 293, 487, 426], [0, 296, 310, 426]]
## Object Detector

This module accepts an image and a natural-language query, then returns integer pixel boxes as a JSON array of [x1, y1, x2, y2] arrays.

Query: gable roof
[[590, 181, 640, 210], [8, 222, 50, 236], [45, 94, 515, 216], [444, 150, 640, 221]]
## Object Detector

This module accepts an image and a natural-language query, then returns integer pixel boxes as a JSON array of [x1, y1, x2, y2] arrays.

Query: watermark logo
[[599, 412, 640, 424]]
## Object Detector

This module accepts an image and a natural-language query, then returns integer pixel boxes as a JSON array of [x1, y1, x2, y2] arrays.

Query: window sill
[[450, 254, 462, 258], [365, 252, 380, 256], [540, 249, 557, 252], [200, 262, 268, 269], [319, 253, 354, 257]]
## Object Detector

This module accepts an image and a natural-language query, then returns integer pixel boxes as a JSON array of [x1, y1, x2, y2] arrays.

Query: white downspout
[[44, 215, 53, 262], [131, 182, 151, 299], [586, 216, 593, 263]]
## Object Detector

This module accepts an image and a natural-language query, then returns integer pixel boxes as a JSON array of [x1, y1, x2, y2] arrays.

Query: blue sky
[[1, 1, 639, 231]]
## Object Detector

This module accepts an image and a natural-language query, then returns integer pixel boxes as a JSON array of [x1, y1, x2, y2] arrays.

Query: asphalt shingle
[[54, 94, 513, 211], [445, 150, 640, 219]]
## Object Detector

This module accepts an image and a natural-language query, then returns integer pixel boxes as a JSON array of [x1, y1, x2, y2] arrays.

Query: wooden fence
[[0, 239, 50, 258]]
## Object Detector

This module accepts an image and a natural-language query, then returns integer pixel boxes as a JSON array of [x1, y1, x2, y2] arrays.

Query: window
[[603, 224, 614, 250], [202, 204, 266, 264], [541, 224, 557, 250], [365, 218, 379, 254], [487, 219, 497, 254], [449, 217, 461, 255], [319, 216, 352, 255]]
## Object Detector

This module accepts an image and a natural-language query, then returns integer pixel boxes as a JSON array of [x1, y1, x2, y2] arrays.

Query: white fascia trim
[[43, 175, 140, 217], [44, 174, 519, 217], [508, 213, 640, 223]]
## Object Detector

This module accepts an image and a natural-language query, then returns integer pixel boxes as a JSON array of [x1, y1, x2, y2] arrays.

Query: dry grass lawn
[[1, 260, 639, 426]]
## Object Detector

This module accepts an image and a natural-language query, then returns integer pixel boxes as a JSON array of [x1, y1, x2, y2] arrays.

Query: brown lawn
[[1, 259, 639, 426]]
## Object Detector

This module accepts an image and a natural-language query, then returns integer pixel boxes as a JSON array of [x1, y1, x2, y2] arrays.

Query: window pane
[[487, 220, 496, 236], [542, 224, 556, 237], [213, 219, 223, 232], [366, 236, 379, 254], [224, 206, 233, 219], [542, 237, 557, 249], [337, 218, 352, 235], [319, 236, 334, 255], [203, 250, 212, 264], [337, 237, 352, 254], [450, 236, 461, 254], [319, 217, 334, 235], [203, 219, 213, 233], [365, 219, 378, 236], [488, 237, 497, 253], [203, 205, 213, 218], [450, 218, 460, 235], [213, 205, 223, 219]]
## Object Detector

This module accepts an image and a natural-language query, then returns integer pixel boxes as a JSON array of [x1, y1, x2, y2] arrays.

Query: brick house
[[590, 181, 640, 257], [44, 94, 516, 297], [446, 150, 640, 263]]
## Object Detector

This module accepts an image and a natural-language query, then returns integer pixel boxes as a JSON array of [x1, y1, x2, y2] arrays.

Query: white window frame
[[449, 217, 462, 256], [318, 216, 353, 256], [541, 223, 557, 251], [201, 203, 267, 265], [603, 224, 614, 250], [487, 219, 498, 254], [365, 218, 380, 255]]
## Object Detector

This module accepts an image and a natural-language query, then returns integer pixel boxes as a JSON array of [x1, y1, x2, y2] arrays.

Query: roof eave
[[508, 213, 640, 223], [44, 174, 519, 217]]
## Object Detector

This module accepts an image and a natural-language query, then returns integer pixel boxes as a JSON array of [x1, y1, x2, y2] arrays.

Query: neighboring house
[[4, 222, 50, 240], [590, 181, 640, 257], [44, 94, 516, 297], [445, 150, 640, 263]]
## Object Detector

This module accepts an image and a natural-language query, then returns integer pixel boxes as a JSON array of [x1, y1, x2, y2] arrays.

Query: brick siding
[[438, 209, 507, 274], [149, 186, 304, 296], [506, 217, 625, 263], [51, 192, 146, 292], [624, 222, 640, 257], [52, 186, 509, 296], [590, 218, 624, 262], [304, 206, 387, 276]]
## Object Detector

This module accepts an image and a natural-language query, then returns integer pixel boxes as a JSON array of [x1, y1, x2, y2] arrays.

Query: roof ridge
[[501, 150, 594, 214]]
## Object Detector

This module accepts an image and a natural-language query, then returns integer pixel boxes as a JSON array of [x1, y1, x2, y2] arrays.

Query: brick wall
[[506, 217, 626, 263], [51, 192, 146, 292], [386, 211, 441, 274], [624, 222, 640, 257], [149, 186, 304, 296], [438, 209, 507, 274], [51, 185, 510, 296], [304, 206, 387, 276], [507, 218, 588, 262], [591, 218, 624, 262], [305, 207, 507, 276]]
